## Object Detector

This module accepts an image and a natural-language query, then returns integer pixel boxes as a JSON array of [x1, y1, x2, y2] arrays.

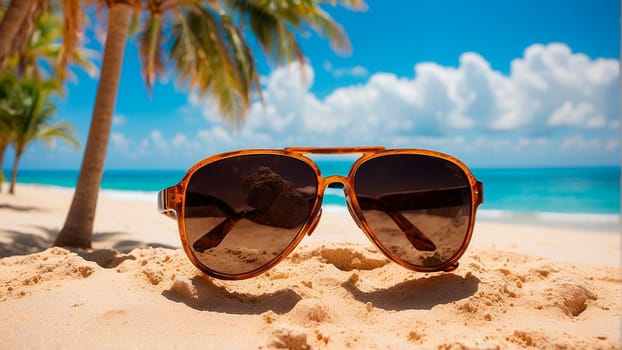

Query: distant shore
[[7, 182, 621, 228]]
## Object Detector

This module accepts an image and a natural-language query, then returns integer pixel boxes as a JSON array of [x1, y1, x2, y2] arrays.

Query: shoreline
[[1, 183, 620, 266], [9, 182, 621, 228]]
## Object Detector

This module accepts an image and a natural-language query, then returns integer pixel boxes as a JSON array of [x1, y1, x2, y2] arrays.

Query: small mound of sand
[[0, 247, 96, 301], [169, 277, 198, 300], [556, 281, 598, 317], [269, 323, 310, 350], [318, 245, 388, 271], [506, 330, 549, 348], [289, 298, 332, 324]]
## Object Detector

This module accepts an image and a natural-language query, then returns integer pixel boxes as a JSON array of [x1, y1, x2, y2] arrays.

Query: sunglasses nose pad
[[306, 208, 322, 236]]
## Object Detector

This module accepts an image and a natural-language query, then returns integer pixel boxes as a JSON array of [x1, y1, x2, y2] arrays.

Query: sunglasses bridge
[[299, 175, 360, 241], [315, 174, 359, 228], [284, 146, 387, 155]]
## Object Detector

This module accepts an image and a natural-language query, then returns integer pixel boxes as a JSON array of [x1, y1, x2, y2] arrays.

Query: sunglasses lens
[[183, 154, 318, 276], [353, 154, 472, 268]]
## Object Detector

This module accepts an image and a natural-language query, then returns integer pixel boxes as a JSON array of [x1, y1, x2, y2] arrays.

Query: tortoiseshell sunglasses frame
[[158, 146, 484, 280]]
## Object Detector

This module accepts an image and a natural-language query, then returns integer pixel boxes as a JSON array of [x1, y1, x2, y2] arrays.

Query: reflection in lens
[[353, 154, 472, 268], [183, 154, 318, 276]]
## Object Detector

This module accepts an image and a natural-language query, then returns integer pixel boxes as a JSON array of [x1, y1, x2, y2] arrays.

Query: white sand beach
[[0, 184, 620, 349]]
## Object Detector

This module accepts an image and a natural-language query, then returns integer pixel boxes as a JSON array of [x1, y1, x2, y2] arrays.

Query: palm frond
[[230, 1, 285, 62], [3, 4, 100, 85], [2, 78, 71, 154], [228, 23, 263, 105], [69, 47, 99, 77], [58, 0, 83, 82], [300, 6, 350, 54], [227, 0, 347, 63], [9, 0, 48, 60], [280, 22, 305, 63], [274, 0, 352, 55], [319, 0, 367, 11], [38, 121, 79, 149], [170, 5, 250, 123], [138, 12, 165, 92]]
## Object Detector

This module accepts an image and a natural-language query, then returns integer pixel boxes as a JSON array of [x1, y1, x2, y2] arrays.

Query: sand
[[0, 184, 620, 349]]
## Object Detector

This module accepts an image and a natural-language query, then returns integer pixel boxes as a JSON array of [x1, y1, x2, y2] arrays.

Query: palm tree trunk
[[55, 3, 132, 249], [0, 142, 7, 193], [8, 149, 22, 194], [0, 0, 35, 67]]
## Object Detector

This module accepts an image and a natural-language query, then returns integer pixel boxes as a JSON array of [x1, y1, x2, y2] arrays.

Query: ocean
[[6, 163, 621, 224]]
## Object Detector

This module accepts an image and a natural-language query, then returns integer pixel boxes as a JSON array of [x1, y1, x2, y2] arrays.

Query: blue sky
[[7, 0, 621, 170]]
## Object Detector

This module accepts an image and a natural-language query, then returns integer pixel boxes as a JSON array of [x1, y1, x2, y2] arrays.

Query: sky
[[6, 0, 621, 170]]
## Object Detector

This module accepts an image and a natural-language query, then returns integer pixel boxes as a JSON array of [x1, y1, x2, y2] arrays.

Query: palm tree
[[5, 7, 99, 81], [0, 0, 44, 71], [0, 73, 18, 193], [0, 2, 96, 193], [0, 78, 79, 194], [0, 0, 36, 64], [54, 1, 132, 248], [55, 0, 365, 249], [0, 113, 10, 193], [0, 0, 95, 83]]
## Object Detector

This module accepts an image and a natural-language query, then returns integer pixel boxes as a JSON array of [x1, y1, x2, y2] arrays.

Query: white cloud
[[112, 114, 127, 126], [111, 132, 133, 155], [606, 139, 619, 152], [266, 43, 613, 141], [144, 130, 169, 155], [501, 43, 618, 131], [561, 134, 606, 152], [548, 101, 606, 128], [167, 43, 618, 165], [323, 61, 370, 78], [560, 134, 619, 154], [332, 65, 369, 78], [171, 133, 191, 149], [197, 126, 234, 148], [512, 137, 549, 153], [138, 139, 150, 155], [151, 130, 166, 147]]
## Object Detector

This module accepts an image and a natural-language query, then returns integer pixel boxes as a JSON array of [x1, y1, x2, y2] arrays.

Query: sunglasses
[[158, 147, 484, 280]]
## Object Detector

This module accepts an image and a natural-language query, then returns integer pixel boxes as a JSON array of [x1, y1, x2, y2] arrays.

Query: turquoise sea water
[[5, 163, 620, 217]]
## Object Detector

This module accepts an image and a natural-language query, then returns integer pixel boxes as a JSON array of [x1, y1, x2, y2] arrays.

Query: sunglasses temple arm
[[184, 192, 249, 252], [356, 196, 437, 251], [156, 188, 239, 252], [192, 216, 240, 252], [383, 209, 437, 251], [475, 181, 484, 206], [158, 188, 178, 219]]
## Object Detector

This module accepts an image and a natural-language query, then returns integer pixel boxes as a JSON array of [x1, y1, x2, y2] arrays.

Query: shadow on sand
[[162, 274, 302, 315], [0, 225, 177, 259], [342, 273, 480, 311], [0, 203, 45, 212], [0, 226, 59, 258]]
